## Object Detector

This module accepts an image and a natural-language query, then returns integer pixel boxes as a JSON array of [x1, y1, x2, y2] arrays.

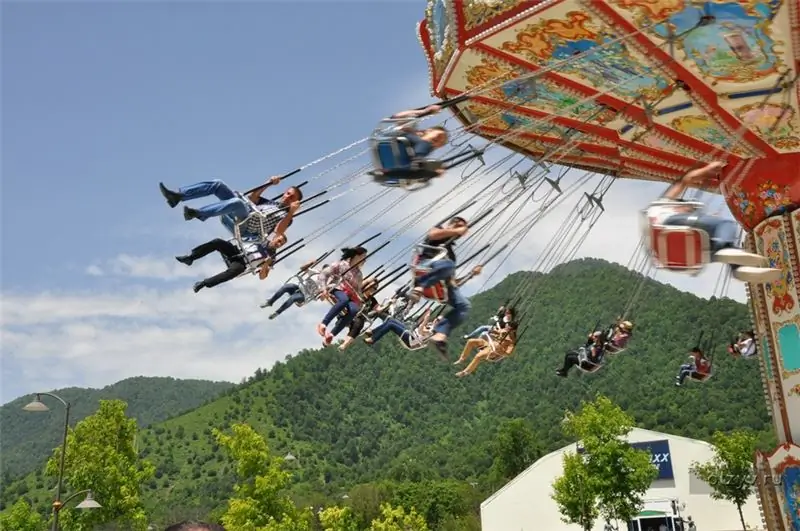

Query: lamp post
[[52, 489, 102, 528], [22, 392, 71, 531]]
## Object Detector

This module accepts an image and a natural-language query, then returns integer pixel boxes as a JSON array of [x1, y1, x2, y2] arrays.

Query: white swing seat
[[479, 331, 508, 363], [220, 192, 284, 249], [576, 346, 604, 374]]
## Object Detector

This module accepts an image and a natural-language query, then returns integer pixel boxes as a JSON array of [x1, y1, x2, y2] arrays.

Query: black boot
[[159, 183, 182, 208], [175, 255, 193, 266], [183, 206, 200, 221], [193, 281, 205, 293]]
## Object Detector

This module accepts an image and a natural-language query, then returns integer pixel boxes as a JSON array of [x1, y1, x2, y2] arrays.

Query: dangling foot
[[713, 248, 768, 267], [430, 335, 449, 362], [316, 323, 326, 337], [731, 266, 782, 284], [453, 358, 465, 365], [455, 371, 467, 378], [193, 281, 205, 293], [268, 312, 278, 320], [159, 182, 182, 208], [175, 255, 193, 266], [259, 300, 272, 309], [183, 206, 201, 221]]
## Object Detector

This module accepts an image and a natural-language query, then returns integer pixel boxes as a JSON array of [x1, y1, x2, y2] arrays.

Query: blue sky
[[1, 1, 744, 404]]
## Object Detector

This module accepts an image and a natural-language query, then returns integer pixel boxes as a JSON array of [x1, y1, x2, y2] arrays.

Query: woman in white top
[[729, 330, 757, 358]]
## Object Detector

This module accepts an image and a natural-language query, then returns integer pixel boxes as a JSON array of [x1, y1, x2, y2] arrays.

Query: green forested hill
[[2, 259, 774, 524], [1, 376, 233, 481]]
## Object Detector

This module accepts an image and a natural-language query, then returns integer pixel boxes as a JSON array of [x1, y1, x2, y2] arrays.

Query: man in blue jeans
[[645, 161, 780, 283], [407, 216, 476, 358], [158, 176, 302, 240]]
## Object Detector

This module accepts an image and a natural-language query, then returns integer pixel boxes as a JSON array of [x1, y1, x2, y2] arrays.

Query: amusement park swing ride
[[158, 0, 800, 528]]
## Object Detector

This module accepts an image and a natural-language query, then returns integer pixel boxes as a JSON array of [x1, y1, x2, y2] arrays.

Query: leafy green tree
[[691, 430, 758, 531], [558, 396, 657, 526], [0, 498, 45, 531], [552, 452, 598, 531], [489, 418, 540, 485], [214, 423, 312, 530], [45, 399, 154, 531], [318, 506, 358, 531], [368, 503, 428, 531]]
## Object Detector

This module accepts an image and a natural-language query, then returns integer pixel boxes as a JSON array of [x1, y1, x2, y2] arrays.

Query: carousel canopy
[[417, 0, 800, 229]]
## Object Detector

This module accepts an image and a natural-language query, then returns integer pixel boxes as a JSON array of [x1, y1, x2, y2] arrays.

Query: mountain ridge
[[1, 259, 773, 528]]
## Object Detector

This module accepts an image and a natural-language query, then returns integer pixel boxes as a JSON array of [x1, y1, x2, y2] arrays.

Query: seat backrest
[[649, 225, 711, 271], [376, 138, 413, 170], [411, 244, 449, 270]]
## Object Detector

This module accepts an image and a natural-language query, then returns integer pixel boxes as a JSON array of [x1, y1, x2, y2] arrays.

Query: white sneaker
[[713, 248, 768, 267], [732, 266, 782, 284]]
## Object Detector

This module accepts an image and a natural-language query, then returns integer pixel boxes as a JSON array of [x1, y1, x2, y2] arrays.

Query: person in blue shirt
[[372, 105, 450, 184]]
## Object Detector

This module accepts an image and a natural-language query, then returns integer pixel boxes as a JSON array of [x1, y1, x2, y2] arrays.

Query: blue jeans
[[467, 325, 491, 338], [370, 318, 409, 346], [663, 213, 737, 253], [179, 180, 251, 222], [268, 284, 305, 315], [322, 289, 359, 336], [415, 259, 471, 337]]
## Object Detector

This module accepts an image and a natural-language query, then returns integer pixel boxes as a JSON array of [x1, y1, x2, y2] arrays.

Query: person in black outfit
[[556, 329, 608, 377], [175, 234, 286, 293]]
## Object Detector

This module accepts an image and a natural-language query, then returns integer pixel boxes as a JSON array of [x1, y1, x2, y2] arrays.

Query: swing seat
[[221, 193, 283, 246], [576, 347, 604, 374], [647, 225, 711, 274], [411, 244, 451, 303], [689, 370, 712, 382], [639, 202, 710, 275]]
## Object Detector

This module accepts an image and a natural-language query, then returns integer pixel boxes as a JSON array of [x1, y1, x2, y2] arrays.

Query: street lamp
[[53, 489, 102, 524], [23, 392, 72, 531]]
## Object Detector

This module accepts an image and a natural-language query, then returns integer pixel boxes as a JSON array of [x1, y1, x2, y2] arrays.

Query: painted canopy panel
[[417, 0, 800, 229]]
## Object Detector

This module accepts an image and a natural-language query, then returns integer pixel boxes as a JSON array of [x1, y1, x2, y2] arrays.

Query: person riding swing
[[642, 161, 780, 283], [369, 101, 483, 190], [556, 328, 609, 377], [455, 322, 518, 377]]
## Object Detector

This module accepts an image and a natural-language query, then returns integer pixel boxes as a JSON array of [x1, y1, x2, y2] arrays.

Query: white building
[[480, 428, 764, 531]]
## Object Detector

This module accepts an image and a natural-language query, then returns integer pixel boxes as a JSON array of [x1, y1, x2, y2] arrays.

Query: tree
[[489, 418, 540, 485], [552, 452, 598, 531], [556, 396, 657, 526], [691, 430, 758, 531], [0, 498, 45, 531], [368, 503, 428, 531], [214, 423, 312, 530], [45, 399, 154, 531], [318, 506, 358, 531]]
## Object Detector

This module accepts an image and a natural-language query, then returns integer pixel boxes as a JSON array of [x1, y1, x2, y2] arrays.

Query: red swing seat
[[640, 206, 711, 276], [411, 244, 450, 303]]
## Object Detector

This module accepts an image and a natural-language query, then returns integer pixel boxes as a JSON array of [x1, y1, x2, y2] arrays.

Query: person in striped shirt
[[158, 176, 302, 239]]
